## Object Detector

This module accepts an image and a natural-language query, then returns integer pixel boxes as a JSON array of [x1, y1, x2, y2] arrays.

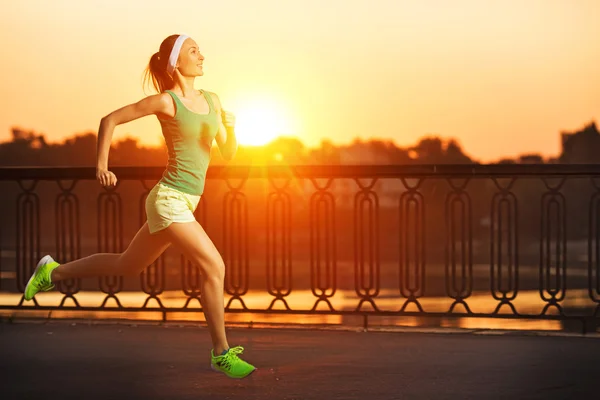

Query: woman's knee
[[198, 257, 225, 280]]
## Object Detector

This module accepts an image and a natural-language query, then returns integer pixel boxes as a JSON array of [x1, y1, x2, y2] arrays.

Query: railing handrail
[[1, 163, 599, 332], [1, 164, 600, 180]]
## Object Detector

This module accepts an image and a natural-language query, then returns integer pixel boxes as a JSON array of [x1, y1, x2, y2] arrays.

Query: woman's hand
[[221, 110, 236, 130], [96, 168, 118, 187]]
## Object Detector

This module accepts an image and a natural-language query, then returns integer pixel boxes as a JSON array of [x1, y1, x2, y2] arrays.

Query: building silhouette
[[560, 121, 600, 164]]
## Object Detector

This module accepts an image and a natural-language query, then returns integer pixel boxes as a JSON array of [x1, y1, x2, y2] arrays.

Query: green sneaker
[[24, 255, 60, 301], [210, 346, 256, 378]]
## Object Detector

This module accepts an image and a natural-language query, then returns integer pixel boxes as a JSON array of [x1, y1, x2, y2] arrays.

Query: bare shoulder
[[205, 91, 222, 111], [151, 92, 176, 119], [136, 92, 173, 111], [154, 92, 175, 109], [105, 92, 174, 125]]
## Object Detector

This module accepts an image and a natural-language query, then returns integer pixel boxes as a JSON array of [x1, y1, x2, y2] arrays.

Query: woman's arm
[[96, 93, 171, 186], [209, 92, 238, 161]]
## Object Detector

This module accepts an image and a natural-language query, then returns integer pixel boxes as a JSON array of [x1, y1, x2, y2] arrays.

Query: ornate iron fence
[[0, 165, 599, 333]]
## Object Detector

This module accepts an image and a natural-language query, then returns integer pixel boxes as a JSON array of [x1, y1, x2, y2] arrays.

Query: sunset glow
[[231, 99, 298, 146], [1, 0, 599, 161]]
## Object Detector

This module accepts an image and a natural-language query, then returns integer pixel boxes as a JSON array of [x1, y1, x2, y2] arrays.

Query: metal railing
[[0, 165, 599, 333]]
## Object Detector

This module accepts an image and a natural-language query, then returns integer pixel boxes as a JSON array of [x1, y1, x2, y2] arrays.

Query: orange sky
[[2, 0, 599, 162]]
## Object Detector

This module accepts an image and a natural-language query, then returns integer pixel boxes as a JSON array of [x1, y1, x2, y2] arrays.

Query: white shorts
[[145, 183, 200, 234]]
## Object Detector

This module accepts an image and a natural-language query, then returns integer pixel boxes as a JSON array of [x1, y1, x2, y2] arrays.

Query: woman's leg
[[162, 221, 229, 355], [51, 222, 171, 281]]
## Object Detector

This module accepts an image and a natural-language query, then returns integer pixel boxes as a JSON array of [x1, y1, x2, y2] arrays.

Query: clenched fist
[[96, 168, 117, 187], [221, 110, 236, 130]]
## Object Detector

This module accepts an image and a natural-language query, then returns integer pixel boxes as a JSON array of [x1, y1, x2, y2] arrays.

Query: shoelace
[[217, 346, 245, 370], [35, 267, 53, 291]]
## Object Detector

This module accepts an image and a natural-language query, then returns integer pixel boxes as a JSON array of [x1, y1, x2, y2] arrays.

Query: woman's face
[[177, 38, 204, 77]]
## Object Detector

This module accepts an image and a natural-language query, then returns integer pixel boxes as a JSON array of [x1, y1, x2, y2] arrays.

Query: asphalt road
[[1, 321, 599, 400]]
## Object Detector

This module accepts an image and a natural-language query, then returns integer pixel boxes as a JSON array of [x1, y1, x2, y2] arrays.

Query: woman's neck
[[173, 76, 197, 97]]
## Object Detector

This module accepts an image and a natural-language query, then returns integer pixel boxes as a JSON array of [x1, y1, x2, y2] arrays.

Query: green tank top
[[158, 89, 220, 195]]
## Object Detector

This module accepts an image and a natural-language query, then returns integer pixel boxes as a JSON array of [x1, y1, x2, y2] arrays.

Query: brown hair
[[143, 34, 180, 94]]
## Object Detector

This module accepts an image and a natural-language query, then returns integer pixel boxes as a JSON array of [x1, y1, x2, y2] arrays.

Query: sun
[[231, 99, 298, 146]]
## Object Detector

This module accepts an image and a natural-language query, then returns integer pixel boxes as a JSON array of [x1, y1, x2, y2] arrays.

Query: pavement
[[1, 321, 600, 400]]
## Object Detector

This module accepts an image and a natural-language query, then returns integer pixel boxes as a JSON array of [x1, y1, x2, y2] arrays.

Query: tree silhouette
[[1, 120, 598, 167]]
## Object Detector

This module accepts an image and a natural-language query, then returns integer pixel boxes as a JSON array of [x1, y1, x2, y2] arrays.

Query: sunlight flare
[[231, 98, 298, 146]]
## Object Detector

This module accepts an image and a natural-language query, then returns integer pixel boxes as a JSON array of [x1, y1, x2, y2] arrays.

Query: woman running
[[23, 33, 256, 379]]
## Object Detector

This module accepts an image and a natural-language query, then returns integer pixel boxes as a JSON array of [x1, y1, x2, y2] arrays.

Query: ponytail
[[142, 34, 180, 94]]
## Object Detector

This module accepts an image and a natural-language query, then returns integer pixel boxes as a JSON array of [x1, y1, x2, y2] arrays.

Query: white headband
[[166, 34, 190, 77]]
